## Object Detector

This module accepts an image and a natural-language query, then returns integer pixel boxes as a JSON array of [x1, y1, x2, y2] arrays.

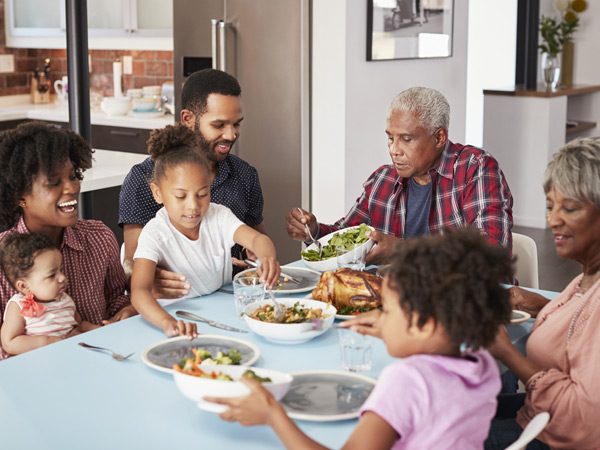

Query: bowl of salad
[[243, 298, 337, 344], [301, 224, 375, 272], [173, 364, 293, 413]]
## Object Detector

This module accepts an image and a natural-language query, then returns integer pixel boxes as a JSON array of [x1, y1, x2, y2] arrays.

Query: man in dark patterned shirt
[[119, 69, 265, 299], [286, 87, 513, 265]]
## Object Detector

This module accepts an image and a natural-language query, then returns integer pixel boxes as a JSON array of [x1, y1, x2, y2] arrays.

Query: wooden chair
[[512, 233, 539, 289]]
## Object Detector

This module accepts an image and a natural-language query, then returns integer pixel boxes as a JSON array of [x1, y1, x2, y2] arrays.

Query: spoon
[[267, 289, 286, 323]]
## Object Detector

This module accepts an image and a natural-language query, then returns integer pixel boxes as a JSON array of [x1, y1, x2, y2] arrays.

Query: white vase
[[541, 53, 561, 91]]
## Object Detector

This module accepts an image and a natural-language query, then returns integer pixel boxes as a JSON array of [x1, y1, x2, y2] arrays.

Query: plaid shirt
[[0, 218, 130, 360], [319, 141, 513, 250]]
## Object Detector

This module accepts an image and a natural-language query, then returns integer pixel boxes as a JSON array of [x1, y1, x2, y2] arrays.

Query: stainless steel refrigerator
[[173, 0, 310, 264]]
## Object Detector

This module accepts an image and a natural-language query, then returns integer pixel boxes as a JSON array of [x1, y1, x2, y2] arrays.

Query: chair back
[[512, 233, 539, 289], [504, 411, 550, 450]]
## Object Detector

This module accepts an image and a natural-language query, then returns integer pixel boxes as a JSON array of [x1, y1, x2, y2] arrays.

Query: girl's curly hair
[[0, 121, 92, 231], [0, 232, 58, 289], [147, 123, 209, 182], [386, 227, 514, 349]]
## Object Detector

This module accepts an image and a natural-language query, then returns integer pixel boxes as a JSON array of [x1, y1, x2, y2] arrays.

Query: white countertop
[[0, 95, 174, 130], [81, 149, 148, 192]]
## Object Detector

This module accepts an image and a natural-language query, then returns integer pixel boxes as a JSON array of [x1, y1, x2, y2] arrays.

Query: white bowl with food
[[244, 298, 337, 344], [301, 224, 375, 272], [174, 365, 293, 413], [100, 96, 132, 116]]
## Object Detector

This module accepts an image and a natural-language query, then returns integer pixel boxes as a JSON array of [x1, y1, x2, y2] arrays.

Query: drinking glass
[[232, 277, 265, 320], [336, 243, 367, 271], [338, 328, 372, 372]]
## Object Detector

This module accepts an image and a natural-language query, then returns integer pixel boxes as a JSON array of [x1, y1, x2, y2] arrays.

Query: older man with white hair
[[286, 86, 513, 264]]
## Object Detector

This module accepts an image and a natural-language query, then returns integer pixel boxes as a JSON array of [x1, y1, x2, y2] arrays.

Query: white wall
[[465, 1, 517, 147], [312, 1, 470, 222]]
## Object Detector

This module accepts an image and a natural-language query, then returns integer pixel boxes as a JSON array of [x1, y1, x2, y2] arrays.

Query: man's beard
[[194, 120, 235, 164]]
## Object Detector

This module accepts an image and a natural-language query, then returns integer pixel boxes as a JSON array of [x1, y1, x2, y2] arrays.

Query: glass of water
[[336, 243, 367, 271], [338, 328, 372, 372], [232, 277, 265, 320]]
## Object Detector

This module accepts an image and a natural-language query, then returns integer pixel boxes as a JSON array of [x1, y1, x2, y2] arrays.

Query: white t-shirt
[[134, 204, 243, 304]]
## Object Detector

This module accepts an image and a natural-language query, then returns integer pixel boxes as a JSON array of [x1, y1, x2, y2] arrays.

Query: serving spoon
[[297, 207, 323, 258]]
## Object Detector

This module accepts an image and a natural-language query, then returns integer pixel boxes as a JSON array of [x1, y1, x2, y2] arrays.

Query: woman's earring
[[19, 201, 26, 207]]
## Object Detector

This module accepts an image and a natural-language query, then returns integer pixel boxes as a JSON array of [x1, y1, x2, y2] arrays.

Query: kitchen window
[[4, 0, 173, 50]]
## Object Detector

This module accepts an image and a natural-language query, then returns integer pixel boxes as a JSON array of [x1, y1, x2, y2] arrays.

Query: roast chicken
[[311, 268, 382, 309]]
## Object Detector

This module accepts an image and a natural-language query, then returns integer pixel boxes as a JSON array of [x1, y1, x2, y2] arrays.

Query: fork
[[297, 207, 323, 258], [303, 318, 344, 332], [78, 342, 134, 361]]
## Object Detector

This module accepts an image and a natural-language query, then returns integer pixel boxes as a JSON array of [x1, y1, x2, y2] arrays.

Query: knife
[[243, 259, 301, 284], [175, 310, 248, 333]]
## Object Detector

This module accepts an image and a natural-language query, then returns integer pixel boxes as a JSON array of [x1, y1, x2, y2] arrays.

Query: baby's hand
[[258, 257, 280, 289], [161, 318, 198, 340], [47, 335, 65, 345]]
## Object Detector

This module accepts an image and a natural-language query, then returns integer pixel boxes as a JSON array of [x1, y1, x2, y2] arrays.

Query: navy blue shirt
[[118, 154, 264, 263], [404, 179, 432, 239]]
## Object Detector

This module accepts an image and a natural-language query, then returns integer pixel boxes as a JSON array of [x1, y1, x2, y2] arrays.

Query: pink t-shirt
[[5, 292, 78, 336], [360, 350, 500, 450]]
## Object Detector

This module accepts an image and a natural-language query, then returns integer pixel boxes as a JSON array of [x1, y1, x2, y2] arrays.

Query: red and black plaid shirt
[[318, 141, 513, 250], [1, 218, 130, 360]]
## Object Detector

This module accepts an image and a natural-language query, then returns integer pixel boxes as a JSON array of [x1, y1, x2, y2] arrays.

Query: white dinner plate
[[510, 310, 531, 325], [130, 109, 165, 118], [141, 335, 260, 374], [281, 370, 376, 421], [234, 266, 321, 294]]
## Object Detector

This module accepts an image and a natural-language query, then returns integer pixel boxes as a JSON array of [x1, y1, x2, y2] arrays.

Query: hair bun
[[147, 124, 198, 160]]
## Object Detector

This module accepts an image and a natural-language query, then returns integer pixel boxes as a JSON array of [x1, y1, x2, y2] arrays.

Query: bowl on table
[[132, 96, 158, 112], [301, 225, 375, 272], [100, 96, 132, 116], [244, 298, 337, 344], [173, 365, 293, 413]]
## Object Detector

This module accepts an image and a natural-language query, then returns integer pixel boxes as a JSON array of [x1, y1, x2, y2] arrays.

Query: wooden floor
[[513, 225, 581, 293]]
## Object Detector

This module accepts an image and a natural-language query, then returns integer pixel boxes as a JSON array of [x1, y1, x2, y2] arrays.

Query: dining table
[[0, 263, 559, 450]]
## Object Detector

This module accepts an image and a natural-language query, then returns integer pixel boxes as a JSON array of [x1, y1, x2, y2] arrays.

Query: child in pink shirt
[[205, 227, 514, 449], [0, 233, 98, 356]]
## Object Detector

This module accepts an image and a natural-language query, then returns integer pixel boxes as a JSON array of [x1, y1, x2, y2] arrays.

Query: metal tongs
[[243, 259, 301, 285]]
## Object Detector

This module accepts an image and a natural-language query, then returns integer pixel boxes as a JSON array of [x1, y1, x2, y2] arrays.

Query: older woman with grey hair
[[285, 86, 513, 265], [486, 136, 600, 449]]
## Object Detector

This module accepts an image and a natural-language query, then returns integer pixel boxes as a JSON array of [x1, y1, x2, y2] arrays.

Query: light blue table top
[[0, 286, 393, 450], [0, 271, 559, 449]]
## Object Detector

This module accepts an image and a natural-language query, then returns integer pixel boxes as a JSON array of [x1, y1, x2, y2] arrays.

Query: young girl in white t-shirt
[[130, 124, 280, 338], [205, 227, 514, 450], [0, 232, 98, 356]]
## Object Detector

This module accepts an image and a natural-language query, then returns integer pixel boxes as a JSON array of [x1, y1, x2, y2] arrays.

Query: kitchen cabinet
[[5, 0, 173, 50], [483, 84, 600, 229]]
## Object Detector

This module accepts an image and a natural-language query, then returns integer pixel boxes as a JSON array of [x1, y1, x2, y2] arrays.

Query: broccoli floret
[[227, 349, 242, 364], [242, 369, 272, 383], [215, 373, 233, 381], [197, 349, 212, 361], [219, 356, 233, 365]]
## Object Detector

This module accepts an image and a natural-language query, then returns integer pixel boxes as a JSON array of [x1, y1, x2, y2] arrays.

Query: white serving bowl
[[100, 96, 132, 116], [301, 225, 375, 272], [173, 365, 293, 413], [132, 96, 157, 112], [244, 298, 337, 344]]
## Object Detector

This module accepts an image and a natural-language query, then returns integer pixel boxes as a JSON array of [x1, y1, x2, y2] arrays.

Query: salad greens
[[301, 223, 371, 262]]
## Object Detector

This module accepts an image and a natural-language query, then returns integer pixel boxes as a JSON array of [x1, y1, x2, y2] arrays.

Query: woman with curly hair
[[204, 227, 513, 449], [0, 121, 134, 359], [486, 137, 600, 449]]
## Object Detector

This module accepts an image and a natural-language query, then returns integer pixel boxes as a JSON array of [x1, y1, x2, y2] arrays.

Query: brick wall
[[0, 0, 173, 97]]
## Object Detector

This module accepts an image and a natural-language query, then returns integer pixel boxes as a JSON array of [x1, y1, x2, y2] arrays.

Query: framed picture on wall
[[367, 0, 454, 61]]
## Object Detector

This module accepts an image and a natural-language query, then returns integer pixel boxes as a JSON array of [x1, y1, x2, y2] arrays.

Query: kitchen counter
[[0, 95, 174, 130], [82, 149, 148, 192]]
